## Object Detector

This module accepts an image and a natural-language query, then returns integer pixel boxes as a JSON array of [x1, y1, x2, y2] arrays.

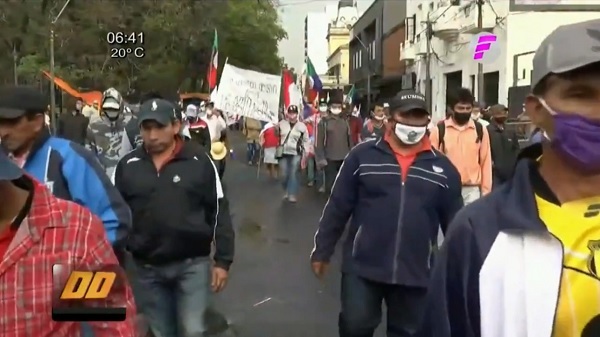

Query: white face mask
[[318, 106, 327, 112], [374, 115, 385, 121], [331, 108, 342, 115], [394, 122, 427, 145]]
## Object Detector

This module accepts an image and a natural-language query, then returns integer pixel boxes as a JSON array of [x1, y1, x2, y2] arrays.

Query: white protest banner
[[214, 64, 281, 124]]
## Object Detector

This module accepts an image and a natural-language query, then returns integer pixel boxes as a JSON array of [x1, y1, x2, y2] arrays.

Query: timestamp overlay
[[106, 31, 146, 59]]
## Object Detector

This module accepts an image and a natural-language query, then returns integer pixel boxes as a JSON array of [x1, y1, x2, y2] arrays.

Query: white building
[[304, 12, 330, 75], [401, 0, 600, 122]]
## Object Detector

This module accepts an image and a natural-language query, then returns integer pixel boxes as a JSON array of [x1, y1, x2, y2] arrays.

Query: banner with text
[[215, 64, 281, 124]]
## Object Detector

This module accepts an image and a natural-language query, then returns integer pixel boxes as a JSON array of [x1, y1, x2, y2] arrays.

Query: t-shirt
[[533, 172, 600, 337], [262, 127, 278, 148]]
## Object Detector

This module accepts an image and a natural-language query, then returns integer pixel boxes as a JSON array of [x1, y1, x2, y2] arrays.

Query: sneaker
[[307, 182, 314, 187], [318, 186, 325, 193], [282, 193, 288, 200], [248, 161, 253, 165], [288, 195, 297, 203]]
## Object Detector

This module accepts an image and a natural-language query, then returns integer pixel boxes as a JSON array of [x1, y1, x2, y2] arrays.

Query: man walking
[[429, 88, 492, 205], [486, 104, 520, 188], [57, 97, 89, 145], [315, 92, 356, 193], [87, 87, 134, 176], [361, 101, 387, 141], [311, 90, 463, 337], [113, 98, 234, 337]]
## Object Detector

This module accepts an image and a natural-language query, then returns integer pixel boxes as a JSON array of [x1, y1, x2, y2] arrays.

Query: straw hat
[[210, 142, 227, 160]]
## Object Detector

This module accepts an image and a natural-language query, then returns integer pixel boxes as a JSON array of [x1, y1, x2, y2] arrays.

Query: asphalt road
[[212, 132, 385, 337]]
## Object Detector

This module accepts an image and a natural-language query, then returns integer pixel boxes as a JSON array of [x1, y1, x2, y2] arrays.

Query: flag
[[345, 85, 356, 105], [207, 29, 218, 90], [304, 56, 322, 103], [282, 69, 293, 109], [302, 98, 314, 120]]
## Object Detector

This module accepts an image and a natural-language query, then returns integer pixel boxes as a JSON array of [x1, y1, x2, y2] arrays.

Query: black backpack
[[437, 121, 483, 153]]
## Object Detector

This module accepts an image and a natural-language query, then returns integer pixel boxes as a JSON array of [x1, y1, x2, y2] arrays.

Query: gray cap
[[532, 18, 600, 89]]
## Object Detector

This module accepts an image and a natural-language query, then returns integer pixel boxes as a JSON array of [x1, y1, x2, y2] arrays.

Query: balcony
[[460, 8, 496, 34], [415, 38, 428, 56], [432, 6, 461, 42], [400, 42, 415, 61]]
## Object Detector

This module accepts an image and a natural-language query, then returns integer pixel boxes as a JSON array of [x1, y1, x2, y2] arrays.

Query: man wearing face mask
[[311, 89, 462, 337], [56, 97, 89, 145], [430, 88, 492, 205], [418, 19, 600, 337], [486, 104, 520, 188], [87, 87, 134, 177], [471, 101, 490, 127], [361, 101, 387, 141], [315, 92, 355, 193], [304, 98, 328, 192]]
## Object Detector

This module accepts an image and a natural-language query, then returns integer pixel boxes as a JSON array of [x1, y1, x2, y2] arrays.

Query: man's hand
[[311, 261, 329, 279], [211, 266, 229, 292], [316, 159, 328, 169]]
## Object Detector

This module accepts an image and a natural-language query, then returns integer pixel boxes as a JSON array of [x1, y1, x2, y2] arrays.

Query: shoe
[[283, 193, 288, 200], [248, 161, 253, 165], [318, 187, 325, 193], [307, 182, 314, 187], [288, 195, 297, 203]]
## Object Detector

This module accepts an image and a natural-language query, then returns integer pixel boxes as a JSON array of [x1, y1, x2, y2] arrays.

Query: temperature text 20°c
[[110, 47, 145, 59]]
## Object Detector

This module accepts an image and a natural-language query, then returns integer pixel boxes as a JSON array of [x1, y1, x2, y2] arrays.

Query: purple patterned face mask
[[539, 98, 600, 174]]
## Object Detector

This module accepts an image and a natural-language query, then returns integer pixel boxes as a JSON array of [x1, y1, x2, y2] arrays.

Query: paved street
[[212, 132, 385, 337]]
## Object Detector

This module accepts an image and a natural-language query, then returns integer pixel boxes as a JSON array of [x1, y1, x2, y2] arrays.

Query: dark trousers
[[324, 160, 344, 193], [339, 273, 427, 337]]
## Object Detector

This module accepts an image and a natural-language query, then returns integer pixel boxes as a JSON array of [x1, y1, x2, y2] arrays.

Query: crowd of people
[[0, 18, 598, 337], [0, 86, 234, 336]]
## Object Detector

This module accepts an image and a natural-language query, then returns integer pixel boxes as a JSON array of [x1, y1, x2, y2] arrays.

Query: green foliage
[[0, 0, 287, 96]]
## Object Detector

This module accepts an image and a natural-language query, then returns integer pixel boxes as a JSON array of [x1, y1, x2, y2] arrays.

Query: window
[[405, 15, 416, 43], [470, 75, 475, 92], [358, 50, 362, 68], [371, 41, 376, 60], [429, 2, 434, 11]]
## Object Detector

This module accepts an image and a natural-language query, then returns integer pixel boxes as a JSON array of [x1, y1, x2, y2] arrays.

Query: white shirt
[[206, 114, 227, 142]]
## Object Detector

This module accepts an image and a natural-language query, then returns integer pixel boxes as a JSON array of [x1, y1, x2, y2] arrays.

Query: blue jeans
[[306, 157, 324, 188], [279, 154, 301, 196], [246, 141, 260, 163], [339, 273, 427, 337], [133, 257, 212, 337]]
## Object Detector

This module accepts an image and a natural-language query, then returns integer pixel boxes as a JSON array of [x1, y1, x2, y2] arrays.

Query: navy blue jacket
[[311, 138, 463, 286], [23, 129, 131, 244], [417, 144, 561, 337]]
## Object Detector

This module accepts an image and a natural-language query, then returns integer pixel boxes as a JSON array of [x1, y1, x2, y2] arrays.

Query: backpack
[[437, 121, 483, 153]]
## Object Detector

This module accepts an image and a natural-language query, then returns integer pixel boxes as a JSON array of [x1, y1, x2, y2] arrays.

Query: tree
[[0, 0, 287, 97]]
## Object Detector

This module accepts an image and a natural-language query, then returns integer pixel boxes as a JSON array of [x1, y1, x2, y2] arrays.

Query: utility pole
[[425, 12, 433, 113], [49, 0, 72, 135], [12, 44, 18, 85], [476, 0, 485, 105]]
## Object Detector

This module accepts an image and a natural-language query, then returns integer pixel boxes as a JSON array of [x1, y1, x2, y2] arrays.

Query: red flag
[[207, 29, 218, 90], [282, 69, 294, 109]]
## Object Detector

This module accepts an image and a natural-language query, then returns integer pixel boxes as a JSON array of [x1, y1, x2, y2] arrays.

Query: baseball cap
[[287, 105, 299, 113], [138, 99, 179, 126], [0, 86, 47, 119], [531, 18, 600, 90], [0, 149, 23, 181], [389, 90, 428, 114]]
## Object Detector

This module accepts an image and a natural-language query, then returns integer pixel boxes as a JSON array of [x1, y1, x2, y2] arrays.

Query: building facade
[[349, 0, 384, 105], [379, 1, 409, 99], [325, 0, 359, 89], [304, 12, 329, 75], [401, 0, 600, 122]]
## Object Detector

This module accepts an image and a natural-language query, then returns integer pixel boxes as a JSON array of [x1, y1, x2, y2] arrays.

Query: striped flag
[[207, 29, 218, 90]]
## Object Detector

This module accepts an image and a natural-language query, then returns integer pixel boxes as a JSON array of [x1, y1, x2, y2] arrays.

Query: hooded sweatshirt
[[87, 88, 133, 177]]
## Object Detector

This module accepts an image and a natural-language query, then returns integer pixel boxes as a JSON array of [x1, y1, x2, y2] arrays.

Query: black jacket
[[487, 122, 520, 183], [113, 141, 234, 269], [57, 111, 89, 145]]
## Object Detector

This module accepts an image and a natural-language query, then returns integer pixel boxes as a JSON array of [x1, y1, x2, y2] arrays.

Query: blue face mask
[[539, 98, 600, 173]]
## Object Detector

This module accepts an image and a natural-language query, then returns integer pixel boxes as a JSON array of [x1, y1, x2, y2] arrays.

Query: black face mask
[[453, 112, 471, 125]]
